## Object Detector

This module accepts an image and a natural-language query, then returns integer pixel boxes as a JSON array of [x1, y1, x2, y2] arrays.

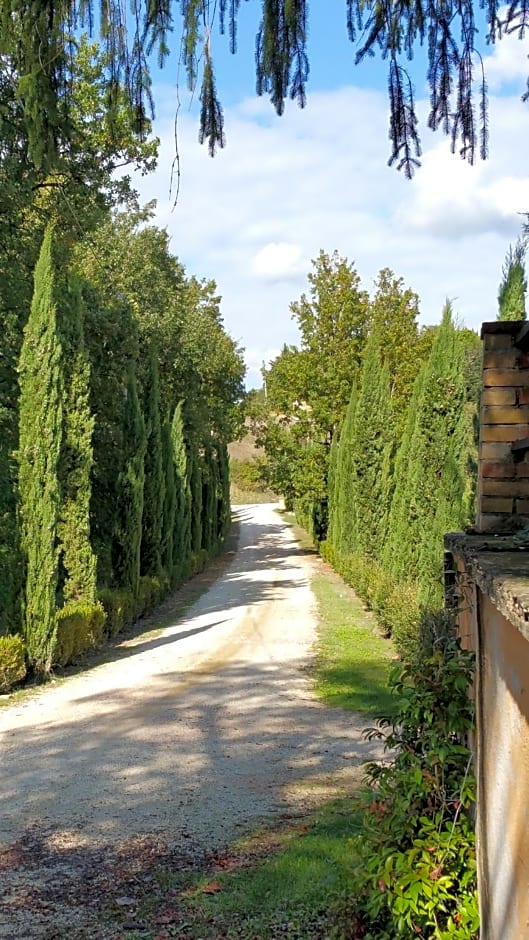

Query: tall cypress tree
[[161, 416, 176, 579], [217, 441, 231, 541], [112, 365, 146, 597], [18, 226, 63, 672], [189, 449, 203, 556], [57, 280, 97, 605], [140, 346, 165, 578], [330, 384, 358, 559], [171, 401, 189, 578], [0, 319, 21, 634], [382, 303, 469, 602], [349, 332, 394, 560], [82, 289, 139, 587]]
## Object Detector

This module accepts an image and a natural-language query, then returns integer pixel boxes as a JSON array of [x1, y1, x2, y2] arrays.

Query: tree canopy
[[1, 0, 527, 177]]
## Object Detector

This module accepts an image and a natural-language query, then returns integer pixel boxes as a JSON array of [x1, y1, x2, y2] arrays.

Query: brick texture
[[476, 323, 529, 532]]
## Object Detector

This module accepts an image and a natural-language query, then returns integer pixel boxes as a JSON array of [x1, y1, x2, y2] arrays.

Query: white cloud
[[251, 242, 305, 281], [482, 19, 529, 90], [135, 79, 529, 388]]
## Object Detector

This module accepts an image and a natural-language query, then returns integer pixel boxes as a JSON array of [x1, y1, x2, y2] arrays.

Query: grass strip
[[311, 570, 396, 718]]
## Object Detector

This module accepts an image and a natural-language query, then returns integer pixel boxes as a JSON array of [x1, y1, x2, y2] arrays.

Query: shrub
[[98, 588, 135, 637], [330, 617, 478, 939], [135, 574, 168, 619], [369, 568, 396, 633], [54, 601, 106, 666], [0, 635, 27, 693], [383, 581, 422, 661], [185, 549, 209, 579]]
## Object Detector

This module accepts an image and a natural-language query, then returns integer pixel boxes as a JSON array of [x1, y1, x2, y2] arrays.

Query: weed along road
[[0, 503, 382, 938]]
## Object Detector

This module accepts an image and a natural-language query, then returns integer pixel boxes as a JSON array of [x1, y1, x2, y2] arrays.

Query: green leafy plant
[[0, 635, 27, 693], [53, 601, 106, 666], [98, 588, 135, 637], [331, 613, 478, 939]]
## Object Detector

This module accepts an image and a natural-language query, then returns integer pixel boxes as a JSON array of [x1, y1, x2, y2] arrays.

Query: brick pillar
[[476, 322, 529, 533]]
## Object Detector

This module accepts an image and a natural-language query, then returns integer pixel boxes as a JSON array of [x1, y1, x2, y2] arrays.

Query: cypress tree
[[57, 280, 97, 605], [326, 428, 340, 550], [498, 238, 527, 321], [140, 346, 165, 577], [349, 332, 394, 560], [18, 226, 63, 672], [382, 302, 469, 601], [161, 416, 176, 579], [82, 289, 139, 587], [171, 401, 189, 578], [217, 441, 231, 541], [201, 445, 217, 553], [112, 365, 146, 597], [330, 384, 358, 559], [189, 449, 203, 555], [0, 337, 21, 634]]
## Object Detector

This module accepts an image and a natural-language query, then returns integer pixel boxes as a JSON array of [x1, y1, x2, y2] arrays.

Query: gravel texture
[[0, 503, 382, 938]]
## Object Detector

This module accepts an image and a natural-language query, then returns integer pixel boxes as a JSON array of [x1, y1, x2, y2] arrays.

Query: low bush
[[0, 634, 27, 693], [135, 573, 169, 619], [383, 581, 422, 660], [98, 588, 135, 637], [54, 601, 106, 666], [331, 615, 478, 939]]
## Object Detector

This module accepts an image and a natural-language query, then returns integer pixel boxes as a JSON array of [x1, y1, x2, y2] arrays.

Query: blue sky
[[132, 3, 529, 387]]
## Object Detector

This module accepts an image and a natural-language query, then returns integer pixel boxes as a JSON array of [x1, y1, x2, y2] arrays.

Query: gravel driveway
[[0, 503, 381, 938]]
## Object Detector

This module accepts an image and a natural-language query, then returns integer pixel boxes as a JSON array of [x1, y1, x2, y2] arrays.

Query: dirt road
[[0, 503, 381, 938]]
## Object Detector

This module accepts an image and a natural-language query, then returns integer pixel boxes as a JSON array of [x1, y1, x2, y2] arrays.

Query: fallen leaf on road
[[200, 881, 222, 894]]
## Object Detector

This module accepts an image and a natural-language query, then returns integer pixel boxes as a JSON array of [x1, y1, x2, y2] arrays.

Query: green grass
[[280, 510, 396, 718], [311, 571, 396, 718]]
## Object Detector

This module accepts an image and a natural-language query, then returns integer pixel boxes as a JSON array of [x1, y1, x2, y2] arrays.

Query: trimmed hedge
[[320, 541, 423, 660], [0, 635, 27, 693], [99, 588, 135, 637], [54, 601, 106, 666], [135, 573, 169, 619]]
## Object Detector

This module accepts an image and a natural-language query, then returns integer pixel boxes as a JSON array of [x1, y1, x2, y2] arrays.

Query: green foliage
[[189, 451, 203, 556], [290, 250, 370, 438], [112, 366, 146, 598], [370, 268, 422, 430], [229, 458, 268, 493], [217, 442, 231, 538], [135, 574, 169, 619], [18, 226, 63, 674], [345, 332, 394, 559], [497, 238, 527, 321], [140, 346, 165, 578], [254, 253, 370, 518], [171, 401, 190, 578], [331, 616, 478, 939], [0, 635, 27, 693], [98, 588, 135, 637], [54, 601, 106, 666], [57, 279, 97, 605], [382, 303, 471, 608]]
